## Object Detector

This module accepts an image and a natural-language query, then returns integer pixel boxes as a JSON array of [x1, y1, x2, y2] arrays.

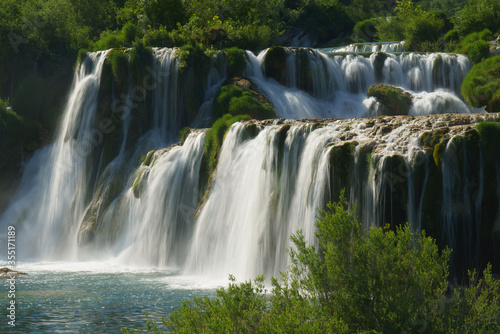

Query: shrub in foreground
[[122, 192, 500, 333]]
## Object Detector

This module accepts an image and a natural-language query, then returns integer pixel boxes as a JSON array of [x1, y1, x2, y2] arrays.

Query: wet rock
[[368, 84, 413, 116], [0, 267, 27, 278]]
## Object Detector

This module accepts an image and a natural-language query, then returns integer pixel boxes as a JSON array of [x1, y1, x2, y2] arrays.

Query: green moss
[[367, 84, 412, 116], [201, 114, 251, 184], [462, 56, 500, 112], [108, 50, 129, 86], [433, 139, 449, 166], [77, 48, 89, 67], [224, 47, 247, 77], [420, 128, 449, 148], [212, 82, 275, 120], [180, 127, 191, 145], [263, 46, 287, 85]]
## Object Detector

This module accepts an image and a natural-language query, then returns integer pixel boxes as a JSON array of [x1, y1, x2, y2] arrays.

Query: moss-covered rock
[[328, 141, 359, 202], [368, 84, 413, 116], [461, 56, 500, 112], [212, 77, 276, 120], [200, 114, 251, 186], [263, 46, 287, 85]]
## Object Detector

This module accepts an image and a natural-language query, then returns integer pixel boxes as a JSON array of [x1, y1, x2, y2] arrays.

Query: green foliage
[[466, 40, 491, 64], [285, 0, 352, 44], [376, 0, 444, 51], [122, 22, 140, 45], [95, 31, 126, 50], [461, 56, 500, 111], [202, 114, 250, 178], [454, 29, 493, 64], [129, 40, 153, 71], [453, 0, 500, 37], [109, 50, 129, 83], [353, 18, 379, 42], [76, 48, 89, 66], [224, 47, 246, 77], [174, 43, 211, 73], [123, 192, 500, 333], [213, 84, 276, 120], [143, 26, 186, 48]]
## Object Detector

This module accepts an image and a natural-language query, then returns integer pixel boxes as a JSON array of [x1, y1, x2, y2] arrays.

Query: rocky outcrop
[[212, 77, 276, 120], [368, 84, 413, 116], [0, 267, 27, 278]]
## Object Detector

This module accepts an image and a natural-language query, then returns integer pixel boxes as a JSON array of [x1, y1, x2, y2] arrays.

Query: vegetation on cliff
[[462, 56, 500, 112]]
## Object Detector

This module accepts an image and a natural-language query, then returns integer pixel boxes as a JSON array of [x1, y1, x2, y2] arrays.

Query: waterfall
[[0, 51, 110, 259], [1, 43, 498, 281], [245, 47, 472, 119]]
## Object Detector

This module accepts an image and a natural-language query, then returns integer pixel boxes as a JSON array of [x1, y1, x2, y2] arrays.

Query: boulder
[[368, 84, 413, 116], [0, 267, 27, 278]]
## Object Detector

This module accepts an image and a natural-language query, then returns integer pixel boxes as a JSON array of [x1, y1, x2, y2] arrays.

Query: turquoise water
[[1, 262, 218, 333]]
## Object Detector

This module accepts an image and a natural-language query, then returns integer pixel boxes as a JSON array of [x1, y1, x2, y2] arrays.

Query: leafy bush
[[375, 0, 444, 51], [454, 0, 500, 37], [122, 22, 140, 45], [461, 56, 500, 111], [94, 31, 126, 51], [143, 26, 186, 48], [466, 40, 491, 64], [454, 29, 493, 63], [122, 192, 500, 333], [353, 18, 379, 42]]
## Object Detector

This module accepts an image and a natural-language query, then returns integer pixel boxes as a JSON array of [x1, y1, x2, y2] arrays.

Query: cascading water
[[1, 43, 498, 285], [0, 51, 110, 259], [243, 45, 471, 119]]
